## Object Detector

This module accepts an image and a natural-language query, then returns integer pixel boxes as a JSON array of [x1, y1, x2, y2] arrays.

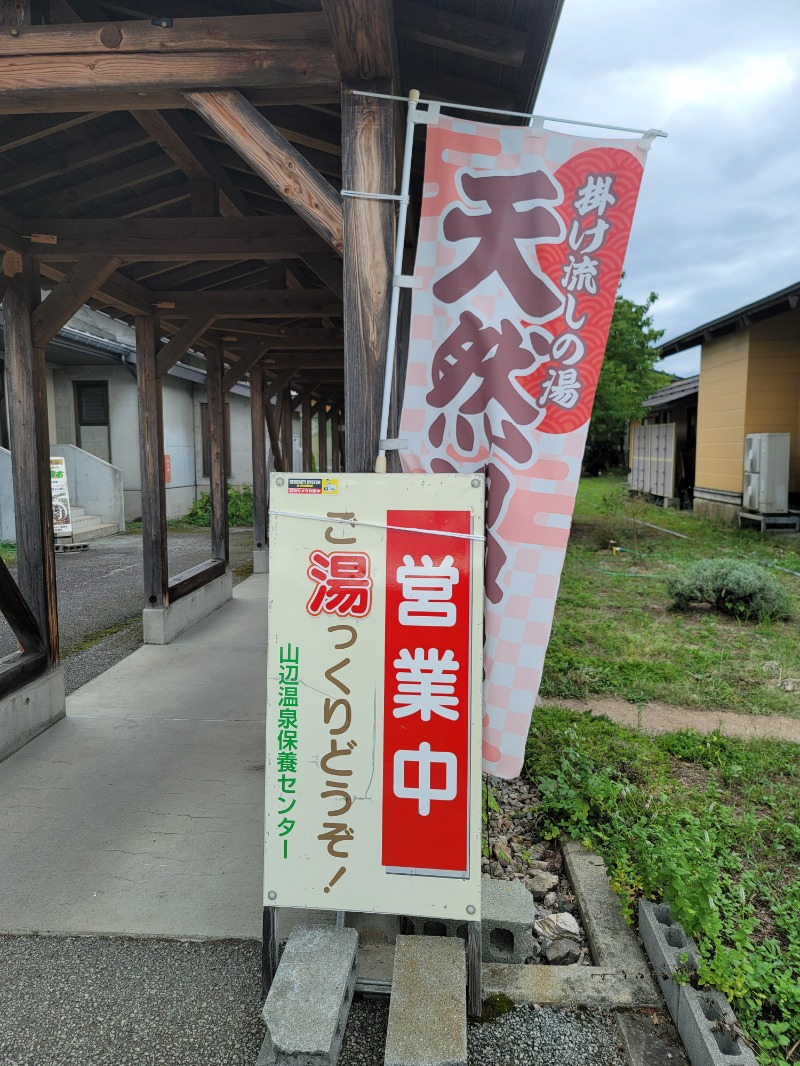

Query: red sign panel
[[382, 510, 472, 873]]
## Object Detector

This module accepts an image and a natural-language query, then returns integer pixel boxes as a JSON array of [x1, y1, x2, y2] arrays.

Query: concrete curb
[[483, 962, 660, 1008], [638, 901, 757, 1066], [0, 667, 66, 764]]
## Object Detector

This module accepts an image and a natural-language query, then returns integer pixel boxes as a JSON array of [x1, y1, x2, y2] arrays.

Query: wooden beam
[[2, 257, 59, 664], [131, 109, 251, 219], [187, 90, 343, 254], [320, 0, 398, 82], [513, 0, 564, 114], [81, 182, 191, 221], [250, 364, 268, 553], [0, 16, 338, 103], [155, 314, 215, 378], [280, 387, 294, 472], [152, 290, 341, 319], [31, 257, 122, 347], [264, 368, 295, 403], [402, 66, 515, 111], [264, 397, 284, 473], [20, 155, 177, 217], [216, 327, 343, 350], [169, 558, 225, 602], [0, 111, 101, 155], [329, 405, 340, 473], [23, 216, 329, 261], [206, 347, 229, 565], [0, 555, 44, 656], [291, 381, 318, 411], [0, 650, 48, 701], [341, 83, 394, 472], [40, 262, 151, 317], [395, 1, 525, 66], [0, 0, 31, 26], [136, 314, 168, 609], [222, 346, 267, 392]]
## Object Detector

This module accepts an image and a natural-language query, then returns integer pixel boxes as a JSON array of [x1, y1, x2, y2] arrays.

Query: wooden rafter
[[187, 91, 343, 255], [395, 1, 525, 66], [222, 346, 268, 393], [31, 256, 122, 347], [19, 154, 178, 217], [155, 313, 215, 378], [131, 109, 251, 219], [40, 260, 151, 316]]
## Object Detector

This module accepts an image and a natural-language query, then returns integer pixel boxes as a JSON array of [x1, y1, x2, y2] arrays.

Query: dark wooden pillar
[[341, 81, 395, 472], [0, 1, 31, 27], [329, 406, 340, 473], [280, 387, 294, 473], [206, 347, 229, 564], [301, 397, 313, 470], [3, 256, 58, 664], [250, 365, 268, 553], [317, 399, 328, 473], [136, 314, 168, 609]]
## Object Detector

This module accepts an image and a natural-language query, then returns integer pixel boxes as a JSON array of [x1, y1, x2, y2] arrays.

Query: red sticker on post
[[382, 510, 472, 874]]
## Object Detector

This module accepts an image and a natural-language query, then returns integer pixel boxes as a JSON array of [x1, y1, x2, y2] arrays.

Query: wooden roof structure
[[0, 0, 562, 773]]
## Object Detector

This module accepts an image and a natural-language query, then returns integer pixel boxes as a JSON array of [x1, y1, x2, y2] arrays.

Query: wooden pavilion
[[0, 0, 562, 728]]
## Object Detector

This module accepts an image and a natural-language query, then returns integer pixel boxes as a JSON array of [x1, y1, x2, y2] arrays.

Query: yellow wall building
[[657, 284, 800, 524]]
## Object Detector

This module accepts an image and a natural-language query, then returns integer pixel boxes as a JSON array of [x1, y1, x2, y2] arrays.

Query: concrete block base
[[253, 549, 269, 573], [639, 901, 757, 1066], [263, 925, 357, 1066], [385, 935, 467, 1066], [0, 667, 66, 763], [143, 571, 232, 645], [480, 876, 534, 964]]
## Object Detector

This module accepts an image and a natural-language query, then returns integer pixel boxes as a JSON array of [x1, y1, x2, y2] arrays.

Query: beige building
[[654, 283, 800, 523]]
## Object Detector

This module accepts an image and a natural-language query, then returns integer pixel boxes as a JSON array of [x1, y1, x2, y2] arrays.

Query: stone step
[[59, 521, 118, 543], [71, 512, 101, 529], [385, 935, 467, 1066], [263, 925, 358, 1066], [69, 506, 86, 519]]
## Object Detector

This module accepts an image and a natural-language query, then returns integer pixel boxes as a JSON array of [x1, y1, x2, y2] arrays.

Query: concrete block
[[143, 570, 232, 645], [385, 935, 466, 1066], [0, 667, 65, 764], [263, 925, 357, 1066], [253, 549, 269, 573], [562, 839, 646, 969], [480, 877, 534, 964], [483, 962, 660, 1009], [639, 901, 757, 1066]]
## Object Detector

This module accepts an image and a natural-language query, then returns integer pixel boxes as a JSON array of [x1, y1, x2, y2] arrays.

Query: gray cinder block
[[480, 877, 534, 964], [385, 935, 467, 1066], [263, 925, 358, 1066], [638, 901, 757, 1066]]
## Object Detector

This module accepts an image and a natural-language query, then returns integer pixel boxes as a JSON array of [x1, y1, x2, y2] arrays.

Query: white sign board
[[50, 456, 72, 536], [264, 473, 484, 921]]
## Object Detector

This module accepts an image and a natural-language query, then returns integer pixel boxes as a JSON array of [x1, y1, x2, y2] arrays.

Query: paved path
[[539, 696, 800, 743]]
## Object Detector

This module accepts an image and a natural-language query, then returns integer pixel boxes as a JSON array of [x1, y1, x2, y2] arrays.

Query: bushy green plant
[[667, 559, 792, 622], [183, 484, 254, 528]]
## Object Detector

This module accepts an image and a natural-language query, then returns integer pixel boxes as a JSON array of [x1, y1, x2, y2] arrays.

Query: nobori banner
[[264, 473, 484, 920], [399, 115, 652, 779]]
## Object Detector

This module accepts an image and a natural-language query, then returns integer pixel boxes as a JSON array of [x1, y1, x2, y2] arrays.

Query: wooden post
[[264, 397, 284, 473], [2, 256, 58, 664], [206, 347, 229, 564], [281, 387, 294, 472], [317, 399, 328, 473], [136, 314, 168, 609], [329, 406, 340, 473], [0, 1, 31, 27], [301, 397, 313, 470], [250, 365, 268, 553], [341, 80, 395, 472]]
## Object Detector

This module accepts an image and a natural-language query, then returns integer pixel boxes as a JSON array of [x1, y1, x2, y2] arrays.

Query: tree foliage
[[584, 288, 667, 475]]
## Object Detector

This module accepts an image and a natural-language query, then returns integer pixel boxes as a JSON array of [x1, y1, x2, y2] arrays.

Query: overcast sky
[[535, 0, 800, 377]]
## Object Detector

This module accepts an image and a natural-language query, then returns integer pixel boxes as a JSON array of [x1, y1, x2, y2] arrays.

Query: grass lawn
[[0, 541, 16, 564], [541, 475, 800, 716], [526, 706, 800, 1065]]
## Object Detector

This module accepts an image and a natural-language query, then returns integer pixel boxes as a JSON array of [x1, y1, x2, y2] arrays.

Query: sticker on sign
[[287, 477, 339, 495]]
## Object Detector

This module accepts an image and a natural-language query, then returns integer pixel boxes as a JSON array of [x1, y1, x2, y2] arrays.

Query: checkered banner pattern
[[399, 115, 650, 778]]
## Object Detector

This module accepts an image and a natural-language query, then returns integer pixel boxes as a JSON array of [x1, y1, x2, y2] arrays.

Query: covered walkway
[[0, 574, 267, 941]]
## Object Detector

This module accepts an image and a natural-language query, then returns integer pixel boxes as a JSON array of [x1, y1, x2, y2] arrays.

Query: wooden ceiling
[[0, 0, 563, 408]]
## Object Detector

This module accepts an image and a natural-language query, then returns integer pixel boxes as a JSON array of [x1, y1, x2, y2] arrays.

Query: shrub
[[183, 484, 254, 528], [667, 558, 792, 622]]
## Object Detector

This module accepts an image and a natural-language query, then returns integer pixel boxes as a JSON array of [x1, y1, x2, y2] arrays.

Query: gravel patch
[[0, 935, 266, 1066], [339, 998, 626, 1066], [484, 773, 588, 964]]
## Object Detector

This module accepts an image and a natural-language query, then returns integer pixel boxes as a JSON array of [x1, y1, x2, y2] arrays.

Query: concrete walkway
[[0, 574, 268, 940], [539, 695, 800, 743]]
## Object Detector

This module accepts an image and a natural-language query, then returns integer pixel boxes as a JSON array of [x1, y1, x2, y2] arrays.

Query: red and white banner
[[399, 116, 650, 778]]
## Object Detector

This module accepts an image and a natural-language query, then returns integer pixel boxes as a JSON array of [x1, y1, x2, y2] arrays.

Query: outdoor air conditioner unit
[[743, 433, 790, 514]]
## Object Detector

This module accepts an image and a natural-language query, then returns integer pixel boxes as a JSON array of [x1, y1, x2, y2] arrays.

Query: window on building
[[74, 381, 111, 462], [200, 402, 232, 478]]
